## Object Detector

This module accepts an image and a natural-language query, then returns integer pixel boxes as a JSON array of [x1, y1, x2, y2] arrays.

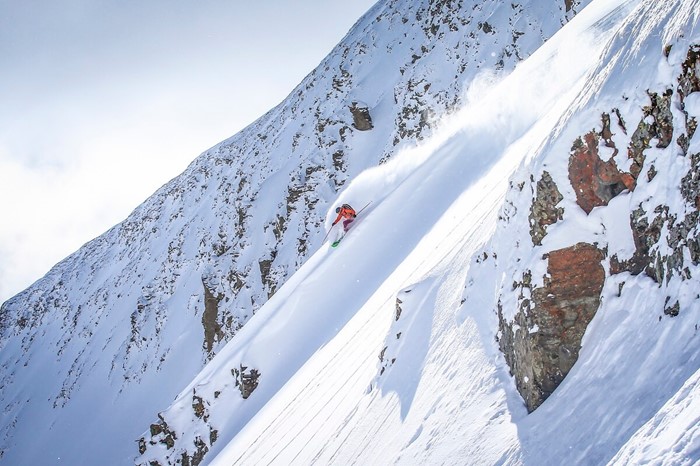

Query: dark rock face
[[529, 171, 564, 246], [258, 254, 278, 299], [349, 101, 374, 131], [202, 279, 225, 354], [610, 206, 665, 278], [678, 44, 700, 101], [180, 437, 209, 466], [378, 289, 412, 377], [232, 364, 260, 399], [610, 45, 700, 289], [628, 90, 674, 178], [564, 0, 579, 12], [138, 391, 219, 466], [141, 415, 178, 459], [682, 151, 700, 228], [498, 243, 605, 412], [615, 176, 700, 288], [679, 46, 699, 141]]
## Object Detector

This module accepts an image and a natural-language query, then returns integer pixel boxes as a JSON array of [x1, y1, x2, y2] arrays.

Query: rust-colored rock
[[569, 91, 675, 217], [569, 130, 635, 214], [536, 243, 607, 325], [498, 243, 605, 412]]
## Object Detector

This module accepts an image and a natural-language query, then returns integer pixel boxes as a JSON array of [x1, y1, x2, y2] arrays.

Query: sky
[[0, 0, 377, 304]]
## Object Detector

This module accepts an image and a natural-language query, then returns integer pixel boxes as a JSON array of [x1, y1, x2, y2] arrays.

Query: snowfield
[[139, 0, 700, 464], [2, 0, 699, 464]]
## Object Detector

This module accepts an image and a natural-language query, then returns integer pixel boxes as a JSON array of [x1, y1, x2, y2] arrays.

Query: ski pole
[[356, 201, 372, 216], [321, 223, 336, 244]]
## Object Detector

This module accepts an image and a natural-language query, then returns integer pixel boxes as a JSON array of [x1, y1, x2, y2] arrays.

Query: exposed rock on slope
[[493, 38, 700, 412], [498, 242, 605, 411], [568, 122, 635, 215], [349, 101, 374, 131], [529, 170, 564, 245]]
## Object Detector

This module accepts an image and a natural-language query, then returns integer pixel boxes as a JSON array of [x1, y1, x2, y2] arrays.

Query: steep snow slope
[[0, 0, 584, 464], [138, 0, 700, 464], [474, 0, 700, 462], [608, 367, 700, 464]]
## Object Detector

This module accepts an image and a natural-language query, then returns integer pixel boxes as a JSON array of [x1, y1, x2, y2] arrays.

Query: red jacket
[[332, 204, 356, 225]]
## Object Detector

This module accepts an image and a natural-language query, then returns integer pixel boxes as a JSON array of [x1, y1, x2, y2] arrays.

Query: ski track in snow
[[607, 367, 700, 465]]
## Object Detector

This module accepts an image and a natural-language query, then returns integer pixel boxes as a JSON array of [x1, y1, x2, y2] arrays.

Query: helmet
[[336, 207, 341, 213]]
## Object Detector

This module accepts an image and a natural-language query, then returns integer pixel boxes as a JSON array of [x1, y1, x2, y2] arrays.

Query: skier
[[332, 203, 357, 232]]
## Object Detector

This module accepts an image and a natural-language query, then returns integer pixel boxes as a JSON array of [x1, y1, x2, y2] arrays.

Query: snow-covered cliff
[[138, 0, 700, 464], [0, 0, 583, 464]]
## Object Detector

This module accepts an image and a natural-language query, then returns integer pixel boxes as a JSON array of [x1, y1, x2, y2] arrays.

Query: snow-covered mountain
[[135, 0, 700, 464], [0, 0, 588, 464], [3, 0, 699, 463]]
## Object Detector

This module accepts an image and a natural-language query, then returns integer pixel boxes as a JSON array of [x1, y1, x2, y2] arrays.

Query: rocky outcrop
[[679, 45, 700, 145], [569, 87, 675, 216], [609, 45, 700, 290], [568, 122, 635, 214], [349, 101, 373, 131], [610, 205, 665, 277], [137, 389, 222, 466], [232, 364, 260, 399], [202, 279, 225, 354], [258, 254, 279, 299], [529, 171, 564, 245], [613, 169, 700, 288], [498, 243, 605, 412], [393, 78, 434, 147], [377, 288, 413, 377], [678, 44, 700, 99], [628, 90, 674, 179], [497, 43, 700, 416], [136, 361, 259, 466]]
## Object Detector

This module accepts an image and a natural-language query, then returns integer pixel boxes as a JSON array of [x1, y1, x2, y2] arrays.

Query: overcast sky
[[0, 0, 377, 303]]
